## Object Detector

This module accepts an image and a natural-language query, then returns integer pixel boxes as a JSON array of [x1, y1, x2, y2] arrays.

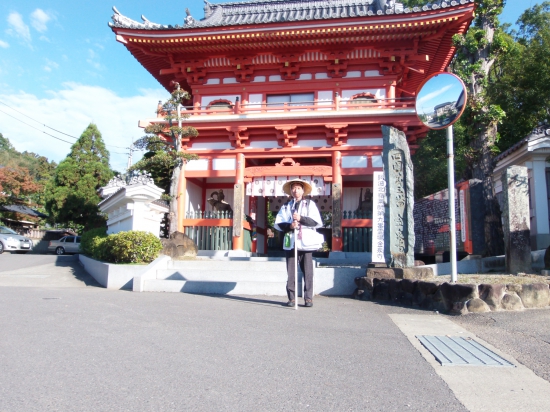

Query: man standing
[[274, 179, 323, 307]]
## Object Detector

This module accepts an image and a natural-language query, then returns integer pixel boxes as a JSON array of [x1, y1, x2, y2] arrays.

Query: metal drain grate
[[416, 335, 515, 367]]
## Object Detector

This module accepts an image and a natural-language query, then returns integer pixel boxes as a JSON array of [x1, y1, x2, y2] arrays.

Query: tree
[[450, 0, 509, 257], [0, 166, 42, 206], [491, 2, 550, 150], [131, 83, 198, 234], [45, 123, 113, 231], [0, 132, 55, 218]]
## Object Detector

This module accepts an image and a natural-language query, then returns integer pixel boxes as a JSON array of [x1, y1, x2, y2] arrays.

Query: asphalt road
[[0, 253, 549, 411]]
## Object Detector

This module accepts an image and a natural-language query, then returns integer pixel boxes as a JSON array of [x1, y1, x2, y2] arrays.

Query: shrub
[[103, 231, 162, 264], [80, 227, 108, 256]]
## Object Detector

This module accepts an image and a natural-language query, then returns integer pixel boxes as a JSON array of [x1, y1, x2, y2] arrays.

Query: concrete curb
[[78, 254, 171, 290]]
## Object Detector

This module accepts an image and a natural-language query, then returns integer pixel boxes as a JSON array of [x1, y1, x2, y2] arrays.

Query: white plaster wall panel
[[371, 155, 383, 167], [275, 176, 286, 196], [269, 75, 283, 81], [246, 140, 280, 149], [342, 156, 367, 168], [252, 178, 265, 197], [186, 159, 209, 171], [186, 180, 203, 215], [247, 93, 263, 109], [212, 158, 236, 170], [365, 70, 383, 77], [295, 139, 328, 148], [252, 76, 266, 83], [297, 73, 312, 80], [341, 89, 386, 101], [311, 177, 325, 196], [264, 176, 276, 197], [222, 78, 238, 84], [317, 90, 333, 111], [192, 142, 233, 150], [246, 182, 252, 196], [205, 78, 220, 85], [344, 138, 383, 147], [316, 196, 332, 213], [315, 73, 329, 79], [325, 183, 332, 195], [201, 95, 240, 107], [344, 71, 361, 78], [204, 188, 234, 214]]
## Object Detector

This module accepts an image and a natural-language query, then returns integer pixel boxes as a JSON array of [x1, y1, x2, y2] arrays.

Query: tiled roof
[[110, 0, 475, 30], [495, 123, 550, 163]]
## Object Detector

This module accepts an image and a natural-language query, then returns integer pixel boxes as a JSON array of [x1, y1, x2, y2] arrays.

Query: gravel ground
[[436, 273, 550, 285], [446, 308, 550, 383]]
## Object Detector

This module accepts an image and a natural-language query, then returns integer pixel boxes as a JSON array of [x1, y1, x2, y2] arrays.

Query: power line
[[0, 108, 127, 154], [0, 100, 131, 149]]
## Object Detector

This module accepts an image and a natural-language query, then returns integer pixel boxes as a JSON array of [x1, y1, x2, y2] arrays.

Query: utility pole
[[126, 143, 135, 171]]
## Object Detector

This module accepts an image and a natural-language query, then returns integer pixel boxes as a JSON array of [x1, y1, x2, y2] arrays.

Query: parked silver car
[[0, 226, 33, 254], [48, 236, 81, 255]]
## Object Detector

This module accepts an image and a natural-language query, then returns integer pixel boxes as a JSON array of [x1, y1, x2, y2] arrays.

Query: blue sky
[[0, 0, 542, 172]]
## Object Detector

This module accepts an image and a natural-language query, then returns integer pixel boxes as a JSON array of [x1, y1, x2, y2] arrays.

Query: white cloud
[[0, 83, 166, 172], [6, 12, 31, 42], [30, 9, 51, 32], [86, 49, 103, 70], [44, 58, 59, 72], [0, 39, 9, 48]]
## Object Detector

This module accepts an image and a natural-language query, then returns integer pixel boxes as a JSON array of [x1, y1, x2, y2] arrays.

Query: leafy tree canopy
[[45, 123, 114, 231]]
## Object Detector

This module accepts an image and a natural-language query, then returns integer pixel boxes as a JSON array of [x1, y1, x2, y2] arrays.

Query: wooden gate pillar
[[332, 151, 343, 251], [233, 153, 245, 250]]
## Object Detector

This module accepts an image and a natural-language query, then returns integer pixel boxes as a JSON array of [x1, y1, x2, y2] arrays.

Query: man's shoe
[[305, 299, 313, 307], [286, 300, 295, 307]]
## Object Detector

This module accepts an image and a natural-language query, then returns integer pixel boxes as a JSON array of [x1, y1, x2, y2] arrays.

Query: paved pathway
[[0, 253, 549, 411]]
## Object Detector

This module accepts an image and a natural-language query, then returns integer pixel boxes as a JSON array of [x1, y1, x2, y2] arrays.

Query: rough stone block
[[478, 284, 507, 311], [501, 293, 524, 311], [467, 298, 490, 313], [439, 283, 478, 311], [416, 281, 439, 296], [399, 292, 413, 306], [402, 267, 434, 280], [366, 268, 399, 279], [388, 279, 402, 301], [506, 284, 522, 294], [359, 277, 374, 291], [401, 279, 416, 294], [517, 283, 550, 308], [361, 289, 372, 301], [161, 231, 198, 259], [451, 301, 469, 315], [372, 281, 390, 301]]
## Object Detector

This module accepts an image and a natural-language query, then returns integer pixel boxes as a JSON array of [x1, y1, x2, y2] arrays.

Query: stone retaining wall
[[353, 277, 550, 314]]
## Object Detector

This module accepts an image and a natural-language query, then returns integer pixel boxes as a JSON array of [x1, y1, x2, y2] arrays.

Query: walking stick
[[294, 227, 298, 311]]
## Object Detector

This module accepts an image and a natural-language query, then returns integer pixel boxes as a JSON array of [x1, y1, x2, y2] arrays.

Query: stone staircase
[[136, 254, 368, 296], [143, 257, 290, 295]]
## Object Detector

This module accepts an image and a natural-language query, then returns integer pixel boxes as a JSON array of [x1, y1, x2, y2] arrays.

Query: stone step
[[143, 279, 288, 296], [169, 257, 286, 272], [156, 269, 287, 282]]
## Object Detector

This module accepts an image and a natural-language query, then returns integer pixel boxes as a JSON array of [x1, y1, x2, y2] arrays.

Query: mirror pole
[[447, 125, 458, 283]]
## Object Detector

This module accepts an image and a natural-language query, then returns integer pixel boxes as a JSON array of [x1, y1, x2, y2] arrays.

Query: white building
[[493, 124, 550, 250], [98, 172, 169, 237]]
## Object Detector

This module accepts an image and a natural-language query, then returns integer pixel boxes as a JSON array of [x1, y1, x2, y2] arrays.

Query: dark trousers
[[285, 250, 314, 301]]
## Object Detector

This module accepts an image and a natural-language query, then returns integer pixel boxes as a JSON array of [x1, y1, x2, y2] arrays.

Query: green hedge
[[80, 227, 108, 256], [82, 229, 162, 264]]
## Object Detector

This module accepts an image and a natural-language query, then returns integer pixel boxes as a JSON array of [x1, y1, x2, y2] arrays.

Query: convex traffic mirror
[[415, 72, 467, 130]]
